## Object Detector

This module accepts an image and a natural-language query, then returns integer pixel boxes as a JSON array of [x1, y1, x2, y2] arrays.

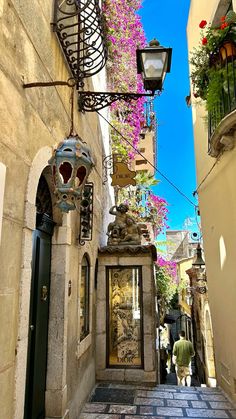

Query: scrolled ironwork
[[53, 0, 107, 86], [78, 91, 154, 112], [208, 44, 236, 148], [78, 183, 94, 245]]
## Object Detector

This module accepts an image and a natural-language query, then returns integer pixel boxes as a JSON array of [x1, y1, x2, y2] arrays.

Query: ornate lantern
[[137, 39, 172, 93], [48, 135, 94, 212], [192, 243, 205, 269]]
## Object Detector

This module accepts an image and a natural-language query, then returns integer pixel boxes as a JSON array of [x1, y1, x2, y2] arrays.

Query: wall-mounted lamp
[[136, 39, 172, 92], [78, 39, 172, 112], [24, 3, 172, 112], [23, 38, 172, 112], [192, 243, 205, 269], [24, 0, 172, 113]]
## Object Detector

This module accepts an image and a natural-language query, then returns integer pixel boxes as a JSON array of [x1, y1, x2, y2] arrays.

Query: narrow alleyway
[[80, 383, 236, 419]]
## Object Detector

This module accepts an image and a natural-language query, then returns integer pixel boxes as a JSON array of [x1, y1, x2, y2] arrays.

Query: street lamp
[[77, 39, 172, 112], [23, 39, 172, 112], [136, 39, 172, 93], [191, 243, 207, 293], [192, 243, 205, 269]]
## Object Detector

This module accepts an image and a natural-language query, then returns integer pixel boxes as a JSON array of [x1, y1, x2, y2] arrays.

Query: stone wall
[[0, 1, 112, 418]]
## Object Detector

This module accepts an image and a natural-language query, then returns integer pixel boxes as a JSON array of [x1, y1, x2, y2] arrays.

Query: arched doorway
[[24, 175, 55, 419]]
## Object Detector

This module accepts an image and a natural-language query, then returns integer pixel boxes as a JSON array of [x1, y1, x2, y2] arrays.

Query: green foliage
[[156, 266, 177, 307], [177, 276, 189, 293], [205, 61, 236, 125], [156, 262, 178, 324], [134, 172, 159, 188], [155, 256, 178, 324], [190, 11, 236, 100], [190, 47, 209, 100]]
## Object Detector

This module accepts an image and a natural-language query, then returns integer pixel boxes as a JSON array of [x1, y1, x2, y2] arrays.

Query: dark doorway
[[24, 176, 54, 419]]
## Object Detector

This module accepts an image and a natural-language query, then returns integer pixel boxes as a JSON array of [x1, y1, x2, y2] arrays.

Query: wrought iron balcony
[[52, 0, 107, 88], [208, 45, 236, 156]]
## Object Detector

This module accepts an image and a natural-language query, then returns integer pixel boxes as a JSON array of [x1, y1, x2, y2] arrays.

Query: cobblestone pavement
[[79, 383, 236, 419]]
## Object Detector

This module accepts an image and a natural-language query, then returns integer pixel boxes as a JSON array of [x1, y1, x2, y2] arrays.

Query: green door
[[24, 214, 54, 419]]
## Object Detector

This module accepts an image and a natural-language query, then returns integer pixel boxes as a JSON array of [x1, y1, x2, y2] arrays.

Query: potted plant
[[190, 11, 236, 101]]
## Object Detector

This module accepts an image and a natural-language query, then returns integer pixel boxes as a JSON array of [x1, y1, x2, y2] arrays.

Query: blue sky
[[139, 0, 198, 233]]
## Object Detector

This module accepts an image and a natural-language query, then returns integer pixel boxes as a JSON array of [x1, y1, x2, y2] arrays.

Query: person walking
[[172, 330, 195, 386]]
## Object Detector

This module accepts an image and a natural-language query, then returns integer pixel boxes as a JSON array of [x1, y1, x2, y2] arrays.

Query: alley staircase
[[79, 382, 236, 419]]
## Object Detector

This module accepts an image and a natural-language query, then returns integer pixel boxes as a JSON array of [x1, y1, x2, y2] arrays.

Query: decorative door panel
[[107, 267, 143, 368]]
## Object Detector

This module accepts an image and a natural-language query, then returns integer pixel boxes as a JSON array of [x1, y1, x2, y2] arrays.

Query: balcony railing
[[52, 0, 107, 88], [208, 45, 236, 151]]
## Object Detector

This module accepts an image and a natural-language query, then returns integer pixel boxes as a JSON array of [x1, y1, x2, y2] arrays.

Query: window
[[80, 255, 90, 341], [136, 159, 147, 165]]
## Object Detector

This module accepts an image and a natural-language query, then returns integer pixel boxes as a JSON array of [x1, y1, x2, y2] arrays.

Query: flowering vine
[[155, 256, 178, 323], [118, 172, 169, 238], [103, 0, 146, 158], [103, 0, 171, 252]]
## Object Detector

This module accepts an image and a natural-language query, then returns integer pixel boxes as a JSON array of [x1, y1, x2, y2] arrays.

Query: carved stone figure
[[107, 204, 142, 245], [120, 216, 142, 245]]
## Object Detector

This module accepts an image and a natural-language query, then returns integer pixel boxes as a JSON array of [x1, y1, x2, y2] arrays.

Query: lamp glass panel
[[141, 51, 168, 79]]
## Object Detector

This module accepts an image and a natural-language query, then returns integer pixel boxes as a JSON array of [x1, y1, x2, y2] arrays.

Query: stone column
[[45, 214, 71, 419]]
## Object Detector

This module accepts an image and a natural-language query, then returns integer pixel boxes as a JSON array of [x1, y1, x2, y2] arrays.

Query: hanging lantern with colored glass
[[48, 135, 94, 212]]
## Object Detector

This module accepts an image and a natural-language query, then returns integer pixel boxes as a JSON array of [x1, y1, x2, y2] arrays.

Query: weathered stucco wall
[[188, 0, 236, 401], [0, 1, 112, 418]]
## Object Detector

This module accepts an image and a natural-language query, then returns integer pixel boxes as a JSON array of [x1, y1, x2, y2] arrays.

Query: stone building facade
[[185, 268, 216, 387], [166, 230, 197, 262], [0, 1, 113, 418]]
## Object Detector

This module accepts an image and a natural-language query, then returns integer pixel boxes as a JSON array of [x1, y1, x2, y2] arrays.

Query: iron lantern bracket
[[78, 91, 156, 112], [23, 82, 158, 112]]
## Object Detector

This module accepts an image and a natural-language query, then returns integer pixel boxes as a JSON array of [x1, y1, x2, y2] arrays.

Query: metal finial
[[149, 38, 160, 47]]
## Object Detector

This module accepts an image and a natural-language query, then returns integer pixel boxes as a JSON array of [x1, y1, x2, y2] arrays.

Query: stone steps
[[79, 383, 236, 419]]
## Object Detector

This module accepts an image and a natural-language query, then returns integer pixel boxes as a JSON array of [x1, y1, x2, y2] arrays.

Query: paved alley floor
[[79, 383, 236, 419]]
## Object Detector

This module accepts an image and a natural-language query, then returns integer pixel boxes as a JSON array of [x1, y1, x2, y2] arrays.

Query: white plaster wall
[[188, 0, 236, 401]]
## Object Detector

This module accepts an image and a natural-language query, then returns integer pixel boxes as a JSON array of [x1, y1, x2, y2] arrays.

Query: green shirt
[[173, 339, 195, 367]]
